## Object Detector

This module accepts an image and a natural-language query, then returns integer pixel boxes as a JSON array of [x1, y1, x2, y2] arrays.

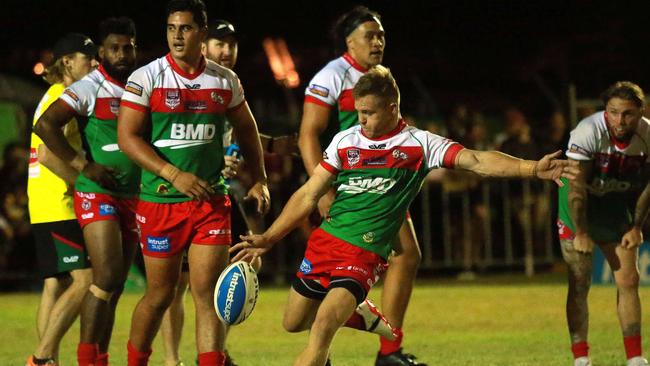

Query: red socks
[[571, 341, 589, 359], [344, 312, 365, 330], [198, 351, 226, 366], [77, 343, 98, 366], [95, 352, 109, 366], [127, 341, 152, 366], [379, 327, 404, 356], [624, 335, 642, 359]]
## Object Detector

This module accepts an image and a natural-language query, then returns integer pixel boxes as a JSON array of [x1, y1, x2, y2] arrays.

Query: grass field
[[2, 274, 649, 365]]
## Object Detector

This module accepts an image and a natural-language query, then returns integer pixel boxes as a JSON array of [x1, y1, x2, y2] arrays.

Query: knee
[[145, 286, 177, 312], [615, 271, 639, 290], [309, 314, 339, 339], [282, 317, 303, 333]]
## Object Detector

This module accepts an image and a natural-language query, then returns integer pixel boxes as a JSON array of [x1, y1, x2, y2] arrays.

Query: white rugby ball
[[214, 261, 259, 325]]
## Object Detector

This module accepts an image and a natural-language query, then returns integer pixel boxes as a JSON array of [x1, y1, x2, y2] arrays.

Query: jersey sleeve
[[304, 66, 340, 108], [423, 131, 464, 170], [319, 134, 343, 174], [227, 72, 245, 110], [566, 118, 597, 161], [59, 79, 95, 117], [121, 66, 153, 111]]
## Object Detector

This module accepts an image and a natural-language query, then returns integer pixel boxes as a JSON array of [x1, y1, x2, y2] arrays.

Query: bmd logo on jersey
[[146, 236, 171, 252], [165, 89, 181, 109], [154, 123, 216, 150], [338, 177, 397, 195]]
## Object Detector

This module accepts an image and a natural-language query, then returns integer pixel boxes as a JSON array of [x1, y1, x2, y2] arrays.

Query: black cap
[[207, 20, 237, 40], [52, 33, 97, 60]]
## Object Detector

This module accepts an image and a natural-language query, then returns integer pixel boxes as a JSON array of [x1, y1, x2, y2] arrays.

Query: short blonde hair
[[352, 65, 400, 105], [42, 57, 66, 85]]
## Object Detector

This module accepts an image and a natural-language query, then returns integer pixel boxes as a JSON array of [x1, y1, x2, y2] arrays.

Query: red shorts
[[297, 228, 387, 293], [74, 191, 138, 243], [136, 195, 231, 258]]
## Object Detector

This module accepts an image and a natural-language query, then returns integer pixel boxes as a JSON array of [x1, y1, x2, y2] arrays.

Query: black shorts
[[33, 220, 89, 279], [291, 276, 366, 306]]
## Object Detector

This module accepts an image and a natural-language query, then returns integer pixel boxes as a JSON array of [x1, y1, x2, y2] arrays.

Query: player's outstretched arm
[[230, 164, 334, 263], [622, 178, 650, 249], [35, 100, 117, 189], [117, 105, 213, 200], [227, 102, 270, 214], [455, 149, 579, 186]]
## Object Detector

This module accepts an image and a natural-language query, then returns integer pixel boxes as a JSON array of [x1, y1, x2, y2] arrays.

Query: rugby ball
[[214, 261, 259, 325]]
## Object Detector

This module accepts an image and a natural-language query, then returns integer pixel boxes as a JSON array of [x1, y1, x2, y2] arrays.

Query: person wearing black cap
[[204, 19, 238, 69], [34, 17, 140, 366], [298, 6, 427, 366], [26, 32, 97, 366]]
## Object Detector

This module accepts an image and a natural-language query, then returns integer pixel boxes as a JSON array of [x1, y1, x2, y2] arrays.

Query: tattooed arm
[[568, 160, 595, 253]]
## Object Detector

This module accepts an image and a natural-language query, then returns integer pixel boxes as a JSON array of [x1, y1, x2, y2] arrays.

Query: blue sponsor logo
[[99, 204, 115, 216], [299, 258, 312, 274], [146, 236, 171, 252]]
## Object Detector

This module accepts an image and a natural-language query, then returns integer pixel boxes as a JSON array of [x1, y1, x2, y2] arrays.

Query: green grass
[[2, 274, 649, 365]]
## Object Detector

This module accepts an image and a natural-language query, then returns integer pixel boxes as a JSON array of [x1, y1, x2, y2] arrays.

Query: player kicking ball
[[231, 66, 579, 366]]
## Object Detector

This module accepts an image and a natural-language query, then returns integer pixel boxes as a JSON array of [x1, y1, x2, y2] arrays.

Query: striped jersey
[[319, 120, 463, 259], [121, 54, 245, 203], [59, 65, 139, 197], [27, 83, 82, 224], [304, 53, 366, 145], [558, 111, 650, 241]]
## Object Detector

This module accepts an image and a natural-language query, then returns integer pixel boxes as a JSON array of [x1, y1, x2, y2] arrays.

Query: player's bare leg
[[283, 287, 321, 332], [188, 243, 229, 356], [382, 219, 420, 329], [129, 253, 183, 353], [162, 270, 189, 366], [561, 239, 593, 362], [601, 242, 645, 363], [34, 268, 91, 361], [97, 230, 138, 357], [293, 287, 357, 366], [37, 276, 68, 338]]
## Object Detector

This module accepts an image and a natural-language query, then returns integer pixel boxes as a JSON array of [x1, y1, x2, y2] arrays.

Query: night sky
[[4, 0, 650, 122]]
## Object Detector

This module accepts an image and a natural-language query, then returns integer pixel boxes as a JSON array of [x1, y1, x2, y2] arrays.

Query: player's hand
[[229, 234, 274, 263], [317, 188, 336, 221], [534, 150, 580, 186], [244, 181, 270, 215], [573, 232, 595, 254], [222, 155, 241, 179], [172, 171, 214, 200], [82, 162, 118, 190], [621, 226, 643, 249]]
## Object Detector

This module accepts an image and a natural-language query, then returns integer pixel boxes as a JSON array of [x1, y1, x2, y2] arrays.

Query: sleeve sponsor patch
[[63, 89, 79, 102], [569, 143, 590, 157], [125, 81, 143, 96], [308, 84, 329, 98]]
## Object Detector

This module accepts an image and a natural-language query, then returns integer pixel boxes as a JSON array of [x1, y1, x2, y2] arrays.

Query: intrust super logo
[[154, 123, 216, 149], [338, 176, 396, 195]]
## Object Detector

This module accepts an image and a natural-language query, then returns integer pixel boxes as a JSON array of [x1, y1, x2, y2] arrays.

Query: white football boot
[[627, 356, 650, 366], [574, 356, 592, 366]]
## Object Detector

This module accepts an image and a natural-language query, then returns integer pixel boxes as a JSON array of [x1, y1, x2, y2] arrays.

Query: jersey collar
[[361, 118, 407, 141], [165, 53, 206, 80], [343, 53, 368, 73], [98, 64, 125, 88]]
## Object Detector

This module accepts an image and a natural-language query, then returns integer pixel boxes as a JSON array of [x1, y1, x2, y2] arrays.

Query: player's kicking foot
[[26, 355, 57, 366], [627, 356, 649, 366], [356, 299, 397, 340], [573, 356, 591, 366], [375, 348, 427, 366]]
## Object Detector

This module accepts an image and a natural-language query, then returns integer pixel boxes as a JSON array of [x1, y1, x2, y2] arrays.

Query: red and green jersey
[[557, 111, 650, 242], [319, 120, 463, 259], [59, 65, 139, 197], [121, 54, 246, 203], [304, 53, 366, 145]]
